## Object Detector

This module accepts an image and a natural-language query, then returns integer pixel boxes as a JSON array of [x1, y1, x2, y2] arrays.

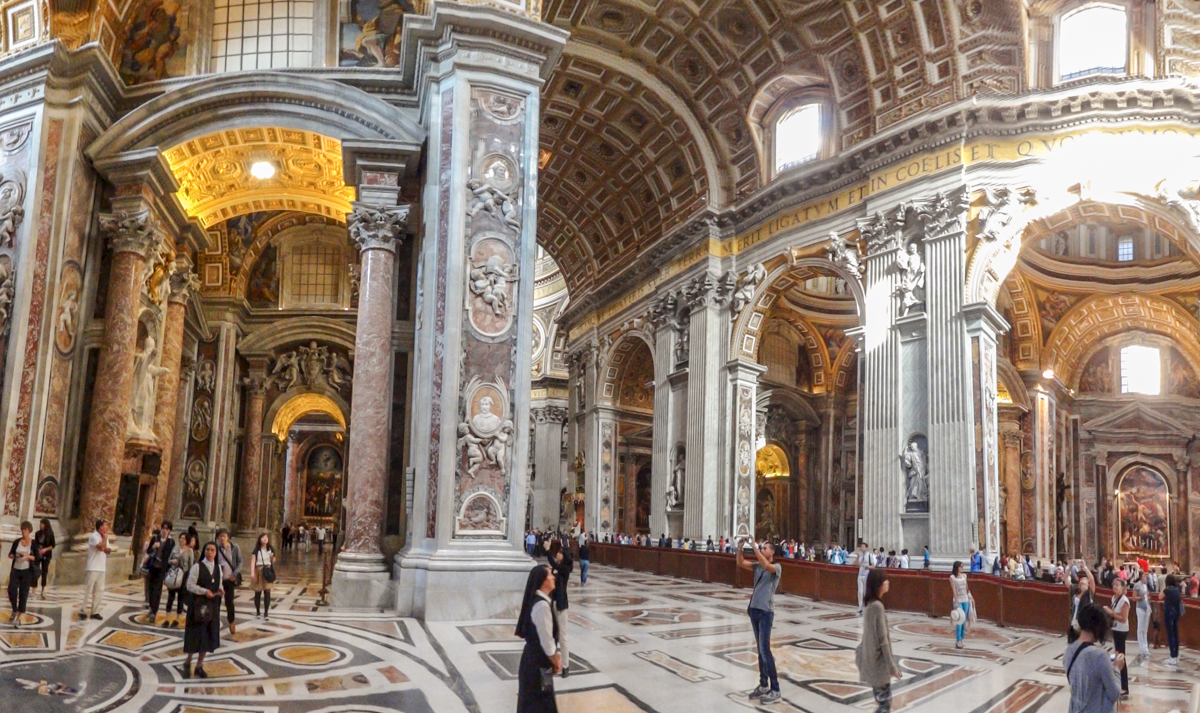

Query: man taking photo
[[737, 539, 781, 704]]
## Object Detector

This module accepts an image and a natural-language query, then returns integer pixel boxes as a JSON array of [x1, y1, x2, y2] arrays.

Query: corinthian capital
[[685, 272, 727, 309], [99, 210, 161, 256], [349, 202, 410, 252]]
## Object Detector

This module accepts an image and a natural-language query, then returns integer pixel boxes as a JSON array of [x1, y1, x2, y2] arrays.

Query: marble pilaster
[[648, 309, 675, 539], [396, 3, 567, 620], [78, 210, 160, 541], [237, 373, 267, 533], [142, 262, 198, 536], [206, 322, 240, 523], [530, 405, 568, 530], [1029, 384, 1057, 561], [726, 359, 766, 540], [964, 302, 1007, 562], [1000, 421, 1022, 555], [683, 272, 729, 540], [164, 354, 195, 522], [336, 202, 407, 584]]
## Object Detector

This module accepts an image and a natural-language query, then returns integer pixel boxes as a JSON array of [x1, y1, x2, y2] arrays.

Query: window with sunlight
[[1059, 4, 1127, 81], [1120, 345, 1161, 395], [1118, 236, 1134, 261], [775, 103, 822, 174]]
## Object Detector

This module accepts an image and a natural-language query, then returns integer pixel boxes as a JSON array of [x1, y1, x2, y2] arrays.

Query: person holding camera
[[1065, 605, 1124, 713]]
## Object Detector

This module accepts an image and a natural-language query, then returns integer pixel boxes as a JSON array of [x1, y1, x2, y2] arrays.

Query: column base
[[335, 549, 388, 573], [394, 540, 532, 621], [330, 568, 394, 610]]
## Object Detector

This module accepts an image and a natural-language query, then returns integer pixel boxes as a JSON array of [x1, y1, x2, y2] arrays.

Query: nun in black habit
[[515, 564, 561, 713]]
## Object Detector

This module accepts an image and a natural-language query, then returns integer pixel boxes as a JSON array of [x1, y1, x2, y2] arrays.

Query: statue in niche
[[1053, 231, 1069, 256], [0, 174, 24, 248], [467, 179, 521, 231], [892, 242, 925, 316], [468, 254, 518, 317], [666, 447, 685, 511], [901, 436, 929, 511], [129, 336, 170, 439], [56, 286, 79, 349], [730, 263, 767, 318]]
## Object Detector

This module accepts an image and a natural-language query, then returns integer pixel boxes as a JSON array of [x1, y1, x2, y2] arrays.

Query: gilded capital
[[349, 202, 410, 252], [99, 210, 161, 256]]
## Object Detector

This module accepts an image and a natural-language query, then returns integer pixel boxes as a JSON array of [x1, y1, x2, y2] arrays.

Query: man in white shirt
[[315, 526, 326, 555], [80, 520, 113, 620], [900, 549, 910, 569], [855, 542, 873, 615]]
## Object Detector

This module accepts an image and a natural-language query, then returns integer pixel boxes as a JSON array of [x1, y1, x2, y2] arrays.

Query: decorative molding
[[349, 202, 410, 251]]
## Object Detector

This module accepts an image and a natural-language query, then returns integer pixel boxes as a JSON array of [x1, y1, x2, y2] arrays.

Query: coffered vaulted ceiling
[[538, 0, 1025, 295]]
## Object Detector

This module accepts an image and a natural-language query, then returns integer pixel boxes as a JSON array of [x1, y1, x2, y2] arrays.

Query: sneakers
[[955, 640, 964, 649], [759, 691, 781, 704], [1166, 657, 1179, 666], [748, 686, 768, 699], [90, 613, 103, 621]]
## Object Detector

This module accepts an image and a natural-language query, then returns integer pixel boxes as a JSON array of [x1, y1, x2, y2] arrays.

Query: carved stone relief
[[825, 232, 863, 279], [195, 358, 215, 392], [729, 263, 766, 319], [467, 238, 519, 336], [53, 261, 82, 355], [893, 242, 926, 316], [0, 169, 25, 248], [268, 342, 352, 392]]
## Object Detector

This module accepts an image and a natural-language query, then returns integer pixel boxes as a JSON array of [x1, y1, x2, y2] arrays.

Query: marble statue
[[472, 396, 501, 434], [901, 438, 929, 508], [184, 459, 207, 499], [0, 175, 24, 248], [195, 359, 215, 392], [893, 242, 925, 315], [730, 262, 767, 318], [56, 287, 79, 346], [667, 447, 685, 510], [129, 336, 170, 439], [825, 233, 863, 278], [467, 179, 521, 231], [0, 260, 14, 336], [458, 423, 486, 479], [457, 395, 514, 479]]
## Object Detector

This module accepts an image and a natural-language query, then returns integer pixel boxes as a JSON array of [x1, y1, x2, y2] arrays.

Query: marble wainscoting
[[0, 556, 1196, 712]]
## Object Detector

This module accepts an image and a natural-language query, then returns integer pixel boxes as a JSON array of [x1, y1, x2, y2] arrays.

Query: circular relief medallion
[[480, 154, 517, 193]]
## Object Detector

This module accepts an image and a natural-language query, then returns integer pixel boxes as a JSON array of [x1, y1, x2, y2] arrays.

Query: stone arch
[[239, 317, 357, 357], [997, 357, 1032, 412], [830, 340, 858, 395], [88, 73, 424, 159], [598, 332, 655, 406], [1071, 329, 1200, 396], [967, 193, 1200, 307], [755, 387, 820, 427], [731, 251, 865, 364], [1042, 293, 1200, 386], [761, 315, 830, 393], [266, 390, 349, 441], [234, 213, 346, 295]]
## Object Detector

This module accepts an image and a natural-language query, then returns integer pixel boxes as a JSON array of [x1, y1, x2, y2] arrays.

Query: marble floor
[[1, 555, 1196, 713]]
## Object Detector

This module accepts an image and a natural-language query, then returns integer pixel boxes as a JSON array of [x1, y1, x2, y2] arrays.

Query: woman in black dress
[[34, 519, 54, 599], [183, 542, 223, 678], [515, 564, 560, 713]]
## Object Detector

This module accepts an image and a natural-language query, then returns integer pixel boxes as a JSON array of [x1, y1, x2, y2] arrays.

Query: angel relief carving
[[469, 254, 518, 317], [467, 179, 521, 232], [268, 342, 352, 392], [0, 171, 25, 248]]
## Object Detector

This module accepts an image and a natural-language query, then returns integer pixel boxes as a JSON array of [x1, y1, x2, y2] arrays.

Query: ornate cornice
[[532, 405, 569, 424]]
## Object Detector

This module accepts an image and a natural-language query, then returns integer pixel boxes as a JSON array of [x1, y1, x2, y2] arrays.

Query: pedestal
[[331, 569, 394, 610], [667, 510, 683, 540]]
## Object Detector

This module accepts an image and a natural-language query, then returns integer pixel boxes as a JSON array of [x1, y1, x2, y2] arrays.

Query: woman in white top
[[515, 564, 560, 712], [1129, 566, 1152, 661], [250, 533, 276, 619], [949, 561, 975, 649], [1103, 578, 1131, 696]]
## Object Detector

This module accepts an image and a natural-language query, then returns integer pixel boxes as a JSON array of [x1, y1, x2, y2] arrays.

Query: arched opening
[[609, 337, 654, 535], [755, 443, 789, 541]]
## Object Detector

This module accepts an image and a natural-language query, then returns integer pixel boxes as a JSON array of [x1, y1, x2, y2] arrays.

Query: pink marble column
[[238, 377, 267, 533], [78, 211, 159, 538], [141, 265, 198, 537], [337, 203, 407, 573]]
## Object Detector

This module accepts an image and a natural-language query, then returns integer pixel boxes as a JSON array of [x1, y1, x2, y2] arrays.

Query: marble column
[[335, 203, 407, 598], [164, 354, 195, 522], [683, 272, 730, 540], [143, 262, 199, 537], [530, 405, 568, 530], [237, 374, 267, 533], [1029, 384, 1058, 561], [397, 4, 567, 621], [206, 322, 240, 523], [726, 359, 765, 540], [78, 210, 160, 540], [965, 302, 1007, 563]]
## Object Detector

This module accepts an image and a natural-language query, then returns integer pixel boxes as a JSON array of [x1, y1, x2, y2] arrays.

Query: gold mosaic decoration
[[164, 128, 356, 228]]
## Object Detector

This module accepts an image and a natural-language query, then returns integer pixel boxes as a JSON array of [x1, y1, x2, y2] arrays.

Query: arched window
[[276, 226, 352, 309], [1120, 345, 1160, 395], [1058, 3, 1128, 81], [774, 103, 822, 174]]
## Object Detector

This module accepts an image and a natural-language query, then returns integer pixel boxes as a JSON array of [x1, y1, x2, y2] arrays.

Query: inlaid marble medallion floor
[[1, 555, 1195, 712]]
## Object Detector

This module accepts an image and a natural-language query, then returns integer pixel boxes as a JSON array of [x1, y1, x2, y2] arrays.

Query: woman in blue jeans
[[1163, 574, 1184, 666], [949, 561, 974, 648]]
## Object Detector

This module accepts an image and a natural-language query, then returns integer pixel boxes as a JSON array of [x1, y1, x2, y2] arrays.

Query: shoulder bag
[[218, 548, 243, 587], [164, 564, 185, 590], [259, 550, 276, 583], [192, 594, 216, 624]]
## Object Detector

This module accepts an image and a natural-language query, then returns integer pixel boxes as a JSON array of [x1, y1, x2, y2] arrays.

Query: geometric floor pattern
[[0, 556, 1195, 712]]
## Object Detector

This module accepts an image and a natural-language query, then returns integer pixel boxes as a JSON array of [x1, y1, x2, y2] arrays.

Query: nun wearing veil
[[515, 564, 561, 712]]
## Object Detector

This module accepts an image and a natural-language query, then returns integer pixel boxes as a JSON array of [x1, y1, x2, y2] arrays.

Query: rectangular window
[[1117, 237, 1134, 262], [1120, 345, 1160, 395], [290, 243, 341, 305], [211, 0, 312, 72]]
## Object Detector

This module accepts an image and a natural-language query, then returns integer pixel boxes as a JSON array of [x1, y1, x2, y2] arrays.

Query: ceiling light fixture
[[250, 161, 276, 180], [1042, 369, 1055, 380]]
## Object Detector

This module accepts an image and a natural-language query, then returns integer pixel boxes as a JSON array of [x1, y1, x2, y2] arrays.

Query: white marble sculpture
[[893, 242, 926, 316], [901, 438, 929, 507], [468, 254, 518, 317], [129, 336, 169, 440], [825, 233, 863, 279]]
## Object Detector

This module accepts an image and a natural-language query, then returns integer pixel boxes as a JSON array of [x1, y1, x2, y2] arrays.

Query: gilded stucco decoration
[[164, 128, 355, 228]]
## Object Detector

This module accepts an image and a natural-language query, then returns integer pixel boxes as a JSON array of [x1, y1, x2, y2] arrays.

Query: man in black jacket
[[146, 521, 175, 622], [547, 540, 574, 677]]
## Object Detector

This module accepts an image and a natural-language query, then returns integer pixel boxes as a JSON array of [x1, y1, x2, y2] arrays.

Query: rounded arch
[[998, 271, 1043, 371], [239, 317, 357, 356], [1109, 459, 1176, 559], [731, 252, 865, 364], [761, 315, 831, 393], [1042, 292, 1200, 385], [88, 72, 424, 160], [598, 332, 655, 406], [267, 391, 349, 441], [968, 193, 1200, 307], [755, 387, 821, 427], [235, 213, 346, 295], [755, 443, 790, 478]]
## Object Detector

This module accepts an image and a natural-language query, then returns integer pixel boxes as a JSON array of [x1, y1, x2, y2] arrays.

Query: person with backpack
[[163, 532, 194, 628], [146, 521, 175, 623], [1064, 605, 1123, 712], [1163, 574, 1184, 666]]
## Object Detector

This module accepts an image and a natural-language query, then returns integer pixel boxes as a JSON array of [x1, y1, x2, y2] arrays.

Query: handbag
[[218, 548, 243, 587], [258, 551, 276, 583], [164, 566, 184, 590], [538, 666, 554, 691], [193, 596, 216, 624]]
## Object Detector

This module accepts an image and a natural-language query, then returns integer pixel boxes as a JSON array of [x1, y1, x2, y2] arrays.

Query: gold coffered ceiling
[[164, 127, 355, 228]]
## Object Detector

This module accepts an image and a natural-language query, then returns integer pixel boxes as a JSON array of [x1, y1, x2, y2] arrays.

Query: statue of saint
[[668, 448, 685, 510], [893, 242, 926, 315], [129, 336, 169, 439], [901, 438, 928, 507], [472, 396, 502, 435]]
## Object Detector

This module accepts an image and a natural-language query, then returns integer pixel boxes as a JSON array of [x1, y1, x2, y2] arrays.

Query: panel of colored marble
[[181, 337, 219, 520]]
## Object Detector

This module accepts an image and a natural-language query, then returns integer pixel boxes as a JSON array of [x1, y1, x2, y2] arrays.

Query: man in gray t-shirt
[[737, 539, 782, 703]]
